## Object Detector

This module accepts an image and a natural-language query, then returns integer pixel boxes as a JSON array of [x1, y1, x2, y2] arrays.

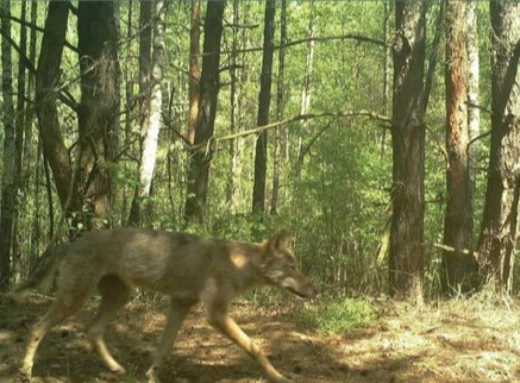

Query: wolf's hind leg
[[146, 298, 195, 383], [88, 275, 132, 374], [22, 287, 91, 379]]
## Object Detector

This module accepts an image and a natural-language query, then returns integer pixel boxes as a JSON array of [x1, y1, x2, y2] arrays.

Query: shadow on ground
[[2, 296, 520, 383]]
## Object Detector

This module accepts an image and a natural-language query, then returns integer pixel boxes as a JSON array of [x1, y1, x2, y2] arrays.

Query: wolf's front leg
[[208, 310, 292, 383], [146, 299, 194, 383]]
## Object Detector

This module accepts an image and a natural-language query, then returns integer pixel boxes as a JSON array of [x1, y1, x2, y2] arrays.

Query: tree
[[77, 1, 120, 230], [477, 0, 520, 293], [34, 2, 119, 233], [295, 2, 316, 177], [270, 0, 288, 215], [35, 2, 72, 213], [128, 2, 166, 227], [467, 0, 480, 220], [0, 0, 15, 287], [185, 1, 225, 223], [226, 0, 241, 212], [389, 2, 427, 301], [441, 1, 477, 294], [187, 0, 201, 146], [252, 0, 276, 214]]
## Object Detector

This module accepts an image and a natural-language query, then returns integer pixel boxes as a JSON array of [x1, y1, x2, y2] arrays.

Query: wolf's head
[[260, 230, 316, 298]]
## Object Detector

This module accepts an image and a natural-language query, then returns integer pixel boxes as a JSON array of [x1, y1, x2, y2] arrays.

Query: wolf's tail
[[8, 243, 68, 302]]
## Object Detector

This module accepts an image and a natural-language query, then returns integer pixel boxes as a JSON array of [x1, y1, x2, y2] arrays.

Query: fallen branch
[[218, 33, 386, 56], [192, 110, 391, 151]]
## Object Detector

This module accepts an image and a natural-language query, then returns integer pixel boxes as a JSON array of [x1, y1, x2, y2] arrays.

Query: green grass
[[291, 298, 377, 335]]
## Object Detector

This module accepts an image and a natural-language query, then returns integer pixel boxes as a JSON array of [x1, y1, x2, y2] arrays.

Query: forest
[[1, 1, 520, 383]]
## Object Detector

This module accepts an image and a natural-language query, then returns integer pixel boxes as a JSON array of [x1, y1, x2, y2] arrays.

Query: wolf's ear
[[269, 229, 292, 252]]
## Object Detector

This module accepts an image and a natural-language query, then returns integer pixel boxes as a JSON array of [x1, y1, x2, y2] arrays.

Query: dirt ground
[[1, 295, 520, 383]]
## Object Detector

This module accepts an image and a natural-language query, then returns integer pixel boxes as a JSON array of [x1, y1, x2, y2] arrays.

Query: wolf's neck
[[225, 242, 264, 291]]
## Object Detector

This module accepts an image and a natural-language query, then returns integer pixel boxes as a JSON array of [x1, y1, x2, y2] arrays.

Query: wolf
[[10, 228, 316, 383]]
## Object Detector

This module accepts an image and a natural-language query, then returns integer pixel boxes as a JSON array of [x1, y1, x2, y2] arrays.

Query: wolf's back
[[9, 243, 68, 302]]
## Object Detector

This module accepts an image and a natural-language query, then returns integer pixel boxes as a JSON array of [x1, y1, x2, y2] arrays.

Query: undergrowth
[[290, 298, 377, 335]]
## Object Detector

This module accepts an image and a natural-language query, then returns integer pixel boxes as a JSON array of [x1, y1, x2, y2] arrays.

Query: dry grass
[[1, 293, 520, 382]]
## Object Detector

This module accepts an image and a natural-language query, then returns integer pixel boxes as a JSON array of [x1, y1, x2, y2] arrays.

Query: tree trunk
[[12, 0, 28, 277], [389, 2, 427, 302], [300, 2, 315, 121], [295, 2, 316, 177], [35, 3, 76, 213], [441, 1, 477, 295], [128, 1, 152, 226], [77, 1, 119, 230], [27, 0, 38, 262], [382, 2, 391, 115], [185, 1, 225, 224], [270, 0, 287, 215], [128, 2, 166, 227], [467, 0, 480, 236], [252, 0, 276, 214], [187, 0, 201, 146], [477, 1, 520, 293], [0, 0, 15, 288], [226, 0, 241, 212]]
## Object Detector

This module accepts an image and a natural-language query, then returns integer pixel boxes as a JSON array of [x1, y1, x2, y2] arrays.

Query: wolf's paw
[[109, 364, 127, 375], [19, 365, 32, 382], [146, 366, 161, 383]]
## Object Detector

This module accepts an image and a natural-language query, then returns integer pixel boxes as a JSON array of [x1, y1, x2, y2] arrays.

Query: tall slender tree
[[129, 2, 167, 226], [389, 2, 427, 302], [270, 0, 288, 215], [252, 0, 276, 214], [0, 0, 15, 287], [187, 0, 201, 146], [227, 0, 241, 212], [441, 1, 477, 294], [467, 0, 480, 235], [185, 1, 225, 223], [12, 0, 28, 273], [295, 2, 316, 177]]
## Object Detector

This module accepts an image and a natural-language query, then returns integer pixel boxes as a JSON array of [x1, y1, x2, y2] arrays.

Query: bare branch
[[217, 33, 386, 56], [192, 110, 391, 151]]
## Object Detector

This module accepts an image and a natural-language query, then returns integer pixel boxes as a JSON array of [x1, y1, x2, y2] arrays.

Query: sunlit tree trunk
[[300, 2, 315, 121], [477, 1, 520, 294], [121, 0, 133, 224], [382, 1, 391, 116], [185, 1, 225, 223], [226, 0, 241, 213], [0, 0, 15, 288], [295, 2, 315, 177], [188, 0, 201, 146], [467, 0, 480, 235], [441, 1, 477, 294], [129, 2, 166, 227], [389, 2, 427, 302], [252, 0, 276, 214], [271, 0, 287, 215]]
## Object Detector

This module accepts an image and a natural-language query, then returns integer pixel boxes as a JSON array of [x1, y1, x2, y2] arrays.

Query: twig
[[192, 110, 391, 151]]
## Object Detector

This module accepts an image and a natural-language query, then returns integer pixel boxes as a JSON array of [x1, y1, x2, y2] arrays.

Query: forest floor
[[1, 293, 520, 383]]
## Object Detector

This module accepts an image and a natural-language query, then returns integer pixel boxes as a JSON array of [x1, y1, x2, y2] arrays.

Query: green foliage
[[0, 1, 500, 296], [290, 299, 376, 335]]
